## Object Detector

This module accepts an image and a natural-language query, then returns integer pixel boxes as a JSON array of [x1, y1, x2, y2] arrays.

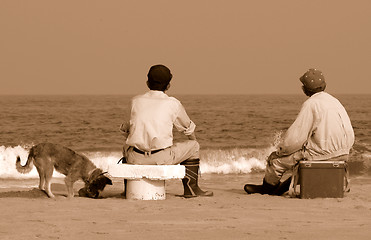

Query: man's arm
[[119, 121, 130, 139], [120, 100, 132, 139], [174, 104, 197, 139], [276, 101, 315, 156]]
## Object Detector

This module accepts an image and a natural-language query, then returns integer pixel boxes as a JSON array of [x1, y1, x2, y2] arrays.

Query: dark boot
[[272, 177, 292, 196], [244, 183, 264, 194], [180, 159, 213, 198], [244, 178, 279, 195]]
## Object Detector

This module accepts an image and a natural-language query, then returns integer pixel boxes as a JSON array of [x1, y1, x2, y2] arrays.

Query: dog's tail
[[16, 147, 35, 174]]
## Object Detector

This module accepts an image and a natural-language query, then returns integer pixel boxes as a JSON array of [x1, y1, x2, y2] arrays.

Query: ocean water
[[0, 94, 370, 180]]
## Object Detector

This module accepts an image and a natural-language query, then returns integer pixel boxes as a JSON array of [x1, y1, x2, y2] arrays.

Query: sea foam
[[2, 144, 370, 179], [0, 145, 273, 179], [0, 145, 40, 179]]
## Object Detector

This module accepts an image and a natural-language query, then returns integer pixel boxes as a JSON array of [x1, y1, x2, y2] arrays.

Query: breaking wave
[[1, 143, 369, 179]]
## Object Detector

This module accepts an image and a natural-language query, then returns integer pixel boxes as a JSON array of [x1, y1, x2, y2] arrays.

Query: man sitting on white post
[[120, 64, 213, 198]]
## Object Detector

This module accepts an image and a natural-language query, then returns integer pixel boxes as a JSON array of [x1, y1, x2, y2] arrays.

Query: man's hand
[[119, 122, 130, 138], [267, 151, 279, 166]]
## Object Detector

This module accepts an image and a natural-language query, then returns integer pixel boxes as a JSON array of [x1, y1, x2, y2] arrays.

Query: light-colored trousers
[[264, 151, 349, 186], [264, 151, 304, 185], [125, 140, 200, 165]]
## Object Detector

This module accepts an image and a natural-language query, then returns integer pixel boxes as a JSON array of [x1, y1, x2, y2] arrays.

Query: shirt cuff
[[183, 121, 196, 135]]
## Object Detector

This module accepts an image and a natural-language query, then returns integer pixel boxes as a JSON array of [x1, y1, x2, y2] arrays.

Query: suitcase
[[299, 160, 345, 199]]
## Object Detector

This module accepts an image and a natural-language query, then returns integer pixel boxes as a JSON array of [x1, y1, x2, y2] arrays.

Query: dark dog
[[16, 143, 112, 198]]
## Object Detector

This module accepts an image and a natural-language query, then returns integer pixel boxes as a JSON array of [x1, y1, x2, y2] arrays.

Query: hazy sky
[[1, 0, 370, 95]]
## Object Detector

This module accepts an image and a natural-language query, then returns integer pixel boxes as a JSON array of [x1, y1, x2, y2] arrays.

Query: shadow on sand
[[0, 183, 125, 199]]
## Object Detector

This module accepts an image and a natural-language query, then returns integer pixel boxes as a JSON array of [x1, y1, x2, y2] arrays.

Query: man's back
[[303, 92, 354, 159], [126, 90, 180, 151]]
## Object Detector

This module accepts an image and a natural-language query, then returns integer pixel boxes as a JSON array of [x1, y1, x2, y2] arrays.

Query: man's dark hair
[[147, 64, 172, 91]]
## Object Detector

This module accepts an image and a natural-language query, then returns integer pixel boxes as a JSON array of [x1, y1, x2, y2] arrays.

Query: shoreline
[[1, 173, 370, 239]]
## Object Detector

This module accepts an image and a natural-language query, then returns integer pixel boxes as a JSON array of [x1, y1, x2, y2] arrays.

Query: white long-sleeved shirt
[[277, 92, 354, 160], [125, 91, 196, 151]]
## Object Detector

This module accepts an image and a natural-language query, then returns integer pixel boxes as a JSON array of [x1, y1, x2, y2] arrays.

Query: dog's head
[[79, 169, 112, 198]]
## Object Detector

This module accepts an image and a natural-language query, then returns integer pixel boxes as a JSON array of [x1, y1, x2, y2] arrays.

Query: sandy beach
[[1, 0, 370, 239], [1, 173, 370, 240]]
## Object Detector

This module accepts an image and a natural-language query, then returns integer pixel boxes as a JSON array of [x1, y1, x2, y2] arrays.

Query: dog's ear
[[85, 170, 113, 198], [104, 176, 113, 185], [89, 175, 112, 191], [92, 175, 112, 188]]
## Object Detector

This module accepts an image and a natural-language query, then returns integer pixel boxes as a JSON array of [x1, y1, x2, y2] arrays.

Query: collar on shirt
[[145, 90, 169, 97]]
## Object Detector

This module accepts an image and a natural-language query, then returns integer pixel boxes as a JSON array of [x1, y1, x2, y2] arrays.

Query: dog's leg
[[45, 182, 55, 198], [64, 175, 76, 198], [44, 163, 55, 198], [35, 167, 46, 191]]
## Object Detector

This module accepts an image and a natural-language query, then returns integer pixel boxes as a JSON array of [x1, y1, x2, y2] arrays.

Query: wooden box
[[299, 161, 345, 199]]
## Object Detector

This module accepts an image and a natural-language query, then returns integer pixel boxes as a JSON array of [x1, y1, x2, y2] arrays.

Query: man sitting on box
[[120, 64, 213, 198], [244, 68, 355, 195]]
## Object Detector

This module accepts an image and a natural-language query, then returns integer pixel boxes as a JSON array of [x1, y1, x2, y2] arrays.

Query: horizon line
[[0, 92, 369, 96]]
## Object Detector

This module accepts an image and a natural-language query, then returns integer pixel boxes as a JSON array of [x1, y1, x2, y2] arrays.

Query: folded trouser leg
[[264, 151, 304, 186], [170, 140, 200, 164], [264, 159, 289, 186]]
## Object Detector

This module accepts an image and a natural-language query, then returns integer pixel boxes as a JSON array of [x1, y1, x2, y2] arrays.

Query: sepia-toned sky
[[1, 0, 370, 95]]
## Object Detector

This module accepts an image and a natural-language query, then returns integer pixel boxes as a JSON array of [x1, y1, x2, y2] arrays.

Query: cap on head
[[300, 68, 326, 93], [147, 64, 172, 91]]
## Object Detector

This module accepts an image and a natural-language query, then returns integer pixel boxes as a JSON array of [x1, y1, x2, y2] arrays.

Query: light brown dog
[[16, 143, 112, 198]]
